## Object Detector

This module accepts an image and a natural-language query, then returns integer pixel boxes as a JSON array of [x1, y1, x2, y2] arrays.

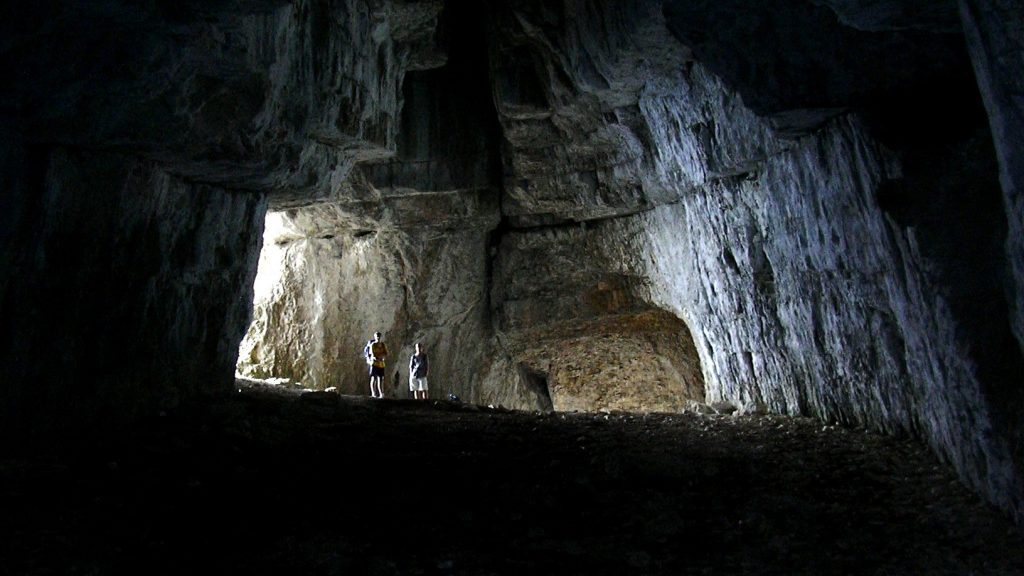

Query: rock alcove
[[2, 0, 1024, 570]]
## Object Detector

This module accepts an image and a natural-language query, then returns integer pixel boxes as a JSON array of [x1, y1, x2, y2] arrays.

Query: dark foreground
[[3, 384, 1023, 575]]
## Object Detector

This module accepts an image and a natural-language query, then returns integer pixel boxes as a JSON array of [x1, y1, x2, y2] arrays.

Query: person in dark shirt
[[408, 342, 429, 400]]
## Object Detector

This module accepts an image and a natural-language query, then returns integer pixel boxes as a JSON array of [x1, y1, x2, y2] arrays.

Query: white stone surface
[[237, 204, 503, 404]]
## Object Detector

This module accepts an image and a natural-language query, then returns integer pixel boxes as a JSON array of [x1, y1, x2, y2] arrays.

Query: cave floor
[[3, 384, 1023, 576]]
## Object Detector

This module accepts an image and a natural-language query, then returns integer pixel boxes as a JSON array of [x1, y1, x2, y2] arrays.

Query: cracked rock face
[[201, 0, 1024, 522], [2, 0, 1024, 526], [236, 1, 711, 413], [0, 146, 265, 436], [237, 208, 502, 405], [0, 0, 445, 198], [511, 311, 705, 413]]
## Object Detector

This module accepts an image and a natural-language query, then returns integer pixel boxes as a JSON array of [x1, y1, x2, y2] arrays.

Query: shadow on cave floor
[[3, 384, 1023, 575]]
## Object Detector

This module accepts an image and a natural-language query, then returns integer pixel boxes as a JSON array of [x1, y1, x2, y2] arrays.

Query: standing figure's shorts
[[369, 365, 385, 377], [410, 377, 429, 392]]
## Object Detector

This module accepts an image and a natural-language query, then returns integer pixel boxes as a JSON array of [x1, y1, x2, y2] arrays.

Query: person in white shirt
[[408, 342, 429, 400]]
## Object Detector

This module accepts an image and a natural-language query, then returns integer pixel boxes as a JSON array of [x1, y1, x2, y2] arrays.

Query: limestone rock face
[[487, 0, 782, 225], [483, 0, 1023, 521], [236, 2, 523, 405], [960, 0, 1024, 360], [511, 311, 705, 413], [237, 208, 500, 404], [229, 0, 1024, 521], [0, 0, 444, 198], [0, 144, 265, 438], [643, 119, 1017, 514], [3, 0, 1024, 527], [0, 0, 457, 436]]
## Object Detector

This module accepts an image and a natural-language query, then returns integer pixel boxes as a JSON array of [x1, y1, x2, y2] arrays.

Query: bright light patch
[[250, 211, 299, 305], [236, 211, 304, 379]]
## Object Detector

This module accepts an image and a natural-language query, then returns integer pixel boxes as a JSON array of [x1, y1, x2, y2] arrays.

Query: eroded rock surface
[[510, 311, 705, 413], [0, 146, 265, 438], [237, 208, 499, 404], [0, 0, 449, 441], [0, 0, 446, 197], [226, 0, 1024, 522], [491, 0, 1022, 523], [3, 0, 1024, 528]]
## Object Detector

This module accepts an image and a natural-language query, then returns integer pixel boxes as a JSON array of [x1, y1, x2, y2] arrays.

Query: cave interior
[[2, 0, 1024, 573]]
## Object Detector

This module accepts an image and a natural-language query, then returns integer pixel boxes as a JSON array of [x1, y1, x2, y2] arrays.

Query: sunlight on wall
[[235, 211, 301, 381], [251, 211, 297, 303]]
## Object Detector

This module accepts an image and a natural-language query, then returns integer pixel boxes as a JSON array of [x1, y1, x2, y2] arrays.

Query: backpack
[[363, 342, 374, 365]]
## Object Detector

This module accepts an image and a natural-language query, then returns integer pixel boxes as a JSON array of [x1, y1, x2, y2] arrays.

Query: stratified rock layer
[[484, 0, 1023, 520]]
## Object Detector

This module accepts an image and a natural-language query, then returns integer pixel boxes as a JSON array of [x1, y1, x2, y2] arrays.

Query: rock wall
[[509, 311, 705, 413], [238, 5, 1023, 526], [238, 0, 521, 404], [237, 207, 500, 403], [0, 0, 445, 438], [0, 0, 444, 196], [0, 145, 265, 442], [641, 118, 1018, 518], [2, 0, 1022, 525], [485, 0, 1023, 520], [960, 0, 1024, 358]]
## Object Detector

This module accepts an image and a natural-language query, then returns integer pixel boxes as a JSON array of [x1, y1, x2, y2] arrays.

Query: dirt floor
[[3, 383, 1023, 575]]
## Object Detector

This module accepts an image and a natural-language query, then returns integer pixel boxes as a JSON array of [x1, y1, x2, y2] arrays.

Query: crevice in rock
[[517, 363, 554, 412], [495, 46, 550, 109]]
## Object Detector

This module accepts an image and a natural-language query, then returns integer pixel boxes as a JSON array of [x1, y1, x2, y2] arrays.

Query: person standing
[[364, 331, 388, 398], [408, 342, 429, 400]]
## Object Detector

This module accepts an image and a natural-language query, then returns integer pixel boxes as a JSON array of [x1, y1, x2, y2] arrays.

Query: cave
[[2, 0, 1024, 573]]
